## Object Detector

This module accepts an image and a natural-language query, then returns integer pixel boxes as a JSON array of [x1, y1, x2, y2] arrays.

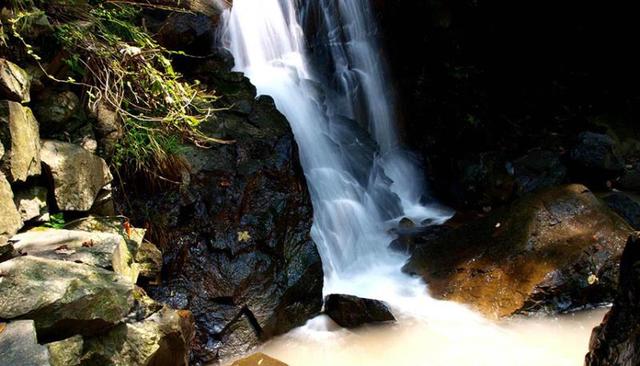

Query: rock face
[[0, 320, 50, 366], [0, 256, 134, 340], [569, 132, 625, 178], [124, 51, 324, 364], [0, 59, 31, 103], [82, 306, 194, 366], [403, 184, 632, 317], [40, 140, 113, 211], [34, 90, 80, 133], [0, 100, 41, 182], [0, 172, 22, 245], [324, 294, 396, 328], [585, 234, 640, 366]]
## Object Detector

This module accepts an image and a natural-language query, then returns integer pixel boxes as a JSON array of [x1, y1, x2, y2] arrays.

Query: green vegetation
[[44, 213, 66, 229], [2, 0, 229, 183]]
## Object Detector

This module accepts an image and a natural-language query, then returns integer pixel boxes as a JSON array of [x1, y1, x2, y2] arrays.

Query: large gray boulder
[[0, 320, 50, 366], [0, 59, 31, 103], [0, 172, 22, 246], [0, 256, 134, 340], [82, 306, 194, 366], [10, 228, 140, 282], [40, 140, 112, 211], [0, 100, 41, 182]]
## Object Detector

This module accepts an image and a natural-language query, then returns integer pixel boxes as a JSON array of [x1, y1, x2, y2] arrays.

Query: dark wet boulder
[[324, 294, 395, 328], [568, 132, 625, 180], [155, 13, 219, 56], [404, 184, 632, 317], [454, 152, 515, 208], [0, 320, 50, 366], [618, 162, 640, 191], [585, 234, 640, 366], [602, 191, 640, 230], [123, 52, 324, 364]]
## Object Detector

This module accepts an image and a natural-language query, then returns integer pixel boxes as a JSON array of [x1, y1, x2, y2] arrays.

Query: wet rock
[[585, 234, 640, 366], [231, 353, 288, 366], [134, 241, 162, 280], [34, 90, 80, 133], [0, 172, 22, 245], [404, 184, 632, 317], [0, 256, 134, 340], [0, 100, 41, 182], [324, 294, 396, 328], [10, 228, 139, 281], [156, 13, 218, 56], [602, 192, 640, 230], [13, 185, 49, 222], [128, 52, 324, 364], [46, 335, 83, 366], [0, 320, 50, 366], [82, 306, 194, 366], [511, 148, 567, 195], [40, 140, 113, 211], [398, 217, 416, 229], [0, 59, 31, 103], [569, 132, 625, 177]]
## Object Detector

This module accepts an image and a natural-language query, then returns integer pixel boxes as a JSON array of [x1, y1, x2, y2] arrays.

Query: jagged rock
[[585, 234, 640, 366], [324, 294, 396, 328], [602, 191, 640, 230], [10, 228, 140, 282], [404, 184, 633, 317], [0, 256, 134, 340], [89, 187, 116, 216], [81, 306, 194, 366], [231, 353, 288, 366], [569, 132, 625, 177], [0, 241, 18, 262], [47, 335, 83, 366], [40, 140, 113, 211], [13, 185, 49, 222], [0, 100, 41, 182], [34, 90, 80, 132], [156, 12, 218, 56], [0, 320, 50, 366], [0, 172, 22, 245], [0, 59, 31, 103]]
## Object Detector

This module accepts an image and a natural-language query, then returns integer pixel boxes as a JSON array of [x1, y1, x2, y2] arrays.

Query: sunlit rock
[[0, 256, 134, 340], [0, 320, 50, 366], [13, 185, 49, 222], [0, 172, 22, 246], [0, 59, 31, 103], [46, 335, 83, 366], [0, 100, 41, 182], [404, 184, 633, 317], [40, 140, 112, 211]]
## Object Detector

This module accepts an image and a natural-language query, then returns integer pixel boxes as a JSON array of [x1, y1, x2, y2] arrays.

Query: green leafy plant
[[44, 213, 66, 229]]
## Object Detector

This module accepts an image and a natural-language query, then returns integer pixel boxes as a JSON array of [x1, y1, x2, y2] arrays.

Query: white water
[[222, 1, 603, 364]]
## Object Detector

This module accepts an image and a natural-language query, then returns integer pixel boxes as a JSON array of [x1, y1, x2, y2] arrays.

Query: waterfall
[[224, 0, 450, 293]]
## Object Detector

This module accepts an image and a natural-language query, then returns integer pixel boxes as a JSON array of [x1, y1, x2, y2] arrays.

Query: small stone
[[398, 217, 415, 229], [324, 294, 395, 328]]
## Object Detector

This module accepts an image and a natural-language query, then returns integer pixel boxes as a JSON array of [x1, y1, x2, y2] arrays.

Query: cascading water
[[225, 0, 450, 294], [221, 1, 606, 365]]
